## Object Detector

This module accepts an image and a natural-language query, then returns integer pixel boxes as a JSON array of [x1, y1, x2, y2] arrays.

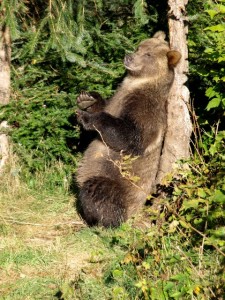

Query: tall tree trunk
[[0, 25, 11, 173], [156, 0, 192, 183]]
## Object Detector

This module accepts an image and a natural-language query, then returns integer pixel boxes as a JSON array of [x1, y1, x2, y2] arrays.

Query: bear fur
[[76, 31, 181, 227]]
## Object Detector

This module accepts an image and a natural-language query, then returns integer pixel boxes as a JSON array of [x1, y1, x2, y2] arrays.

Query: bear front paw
[[76, 109, 94, 130], [77, 91, 97, 110]]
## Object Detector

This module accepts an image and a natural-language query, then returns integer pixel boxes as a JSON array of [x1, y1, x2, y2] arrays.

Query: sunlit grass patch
[[0, 159, 124, 299], [0, 244, 54, 268], [0, 155, 224, 299], [1, 277, 61, 300]]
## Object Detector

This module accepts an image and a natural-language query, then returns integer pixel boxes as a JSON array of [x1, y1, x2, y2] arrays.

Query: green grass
[[0, 159, 123, 299], [0, 157, 224, 299]]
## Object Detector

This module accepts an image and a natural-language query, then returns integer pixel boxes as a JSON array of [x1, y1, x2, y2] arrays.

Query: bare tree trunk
[[156, 0, 192, 183], [0, 25, 11, 174]]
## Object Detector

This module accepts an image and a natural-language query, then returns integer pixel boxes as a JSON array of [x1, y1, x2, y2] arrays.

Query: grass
[[0, 158, 125, 299], [0, 156, 224, 299]]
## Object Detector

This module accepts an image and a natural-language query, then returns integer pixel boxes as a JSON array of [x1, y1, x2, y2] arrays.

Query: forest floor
[[0, 164, 129, 299], [0, 161, 224, 299]]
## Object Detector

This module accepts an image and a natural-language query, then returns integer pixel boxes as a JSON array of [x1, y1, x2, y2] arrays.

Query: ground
[[0, 164, 127, 299], [0, 161, 224, 299]]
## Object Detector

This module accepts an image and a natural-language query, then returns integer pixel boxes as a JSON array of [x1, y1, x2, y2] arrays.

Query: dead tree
[[156, 0, 192, 183], [0, 25, 11, 174]]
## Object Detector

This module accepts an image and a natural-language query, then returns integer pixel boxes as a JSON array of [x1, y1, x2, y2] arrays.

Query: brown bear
[[76, 31, 181, 227]]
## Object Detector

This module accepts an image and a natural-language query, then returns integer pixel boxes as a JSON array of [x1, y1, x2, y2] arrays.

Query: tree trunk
[[0, 25, 11, 174], [156, 0, 192, 183]]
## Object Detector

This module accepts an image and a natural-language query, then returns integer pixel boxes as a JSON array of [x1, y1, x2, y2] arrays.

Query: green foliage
[[1, 159, 224, 299], [204, 1, 225, 112], [1, 0, 167, 171], [92, 145, 224, 299], [187, 3, 225, 273], [71, 127, 225, 299], [175, 156, 224, 249], [1, 83, 79, 171], [134, 0, 150, 25], [188, 0, 225, 120], [97, 220, 223, 299], [0, 0, 26, 40], [71, 132, 224, 299]]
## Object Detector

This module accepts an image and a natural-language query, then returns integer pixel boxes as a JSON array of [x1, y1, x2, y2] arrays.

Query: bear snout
[[124, 54, 134, 67]]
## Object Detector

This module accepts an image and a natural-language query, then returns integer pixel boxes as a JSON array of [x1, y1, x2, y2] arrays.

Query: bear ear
[[153, 31, 166, 41], [167, 50, 181, 67]]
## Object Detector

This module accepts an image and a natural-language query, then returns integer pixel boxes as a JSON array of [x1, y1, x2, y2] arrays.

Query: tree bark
[[0, 25, 11, 174], [156, 0, 192, 183]]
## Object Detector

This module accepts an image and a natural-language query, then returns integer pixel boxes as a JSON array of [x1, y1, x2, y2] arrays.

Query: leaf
[[218, 4, 225, 13], [209, 227, 225, 239], [112, 269, 123, 278], [211, 190, 225, 203], [209, 144, 218, 155], [122, 253, 138, 264], [134, 0, 149, 25], [206, 97, 221, 110], [218, 55, 225, 62], [173, 187, 182, 196], [170, 291, 182, 298], [197, 188, 207, 198], [205, 9, 218, 19], [112, 287, 128, 298], [168, 220, 179, 233], [171, 273, 187, 281], [205, 87, 218, 99], [204, 47, 214, 54], [179, 220, 189, 229], [205, 236, 225, 247], [193, 218, 203, 225], [142, 261, 150, 270], [182, 199, 205, 209], [135, 279, 148, 292], [164, 281, 175, 291], [205, 24, 225, 32]]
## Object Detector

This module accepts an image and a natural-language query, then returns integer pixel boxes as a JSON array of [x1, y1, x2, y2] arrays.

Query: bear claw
[[77, 91, 97, 110]]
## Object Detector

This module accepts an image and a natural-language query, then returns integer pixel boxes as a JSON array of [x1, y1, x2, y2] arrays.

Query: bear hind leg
[[77, 176, 127, 227]]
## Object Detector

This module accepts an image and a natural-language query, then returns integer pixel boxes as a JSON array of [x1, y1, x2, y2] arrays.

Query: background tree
[[157, 0, 192, 183], [0, 18, 11, 173]]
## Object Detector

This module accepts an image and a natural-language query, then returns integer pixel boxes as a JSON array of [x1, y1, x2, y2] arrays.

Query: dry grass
[[1, 156, 224, 299], [0, 157, 122, 299]]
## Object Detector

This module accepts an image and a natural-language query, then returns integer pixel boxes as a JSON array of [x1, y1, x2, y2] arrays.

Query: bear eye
[[145, 53, 151, 57]]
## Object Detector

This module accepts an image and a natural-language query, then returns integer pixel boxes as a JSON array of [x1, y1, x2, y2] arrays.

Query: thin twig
[[190, 139, 205, 165], [186, 161, 203, 176], [93, 125, 148, 194], [215, 119, 220, 136]]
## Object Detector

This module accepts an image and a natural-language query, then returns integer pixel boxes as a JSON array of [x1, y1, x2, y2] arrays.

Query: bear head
[[124, 31, 181, 78]]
